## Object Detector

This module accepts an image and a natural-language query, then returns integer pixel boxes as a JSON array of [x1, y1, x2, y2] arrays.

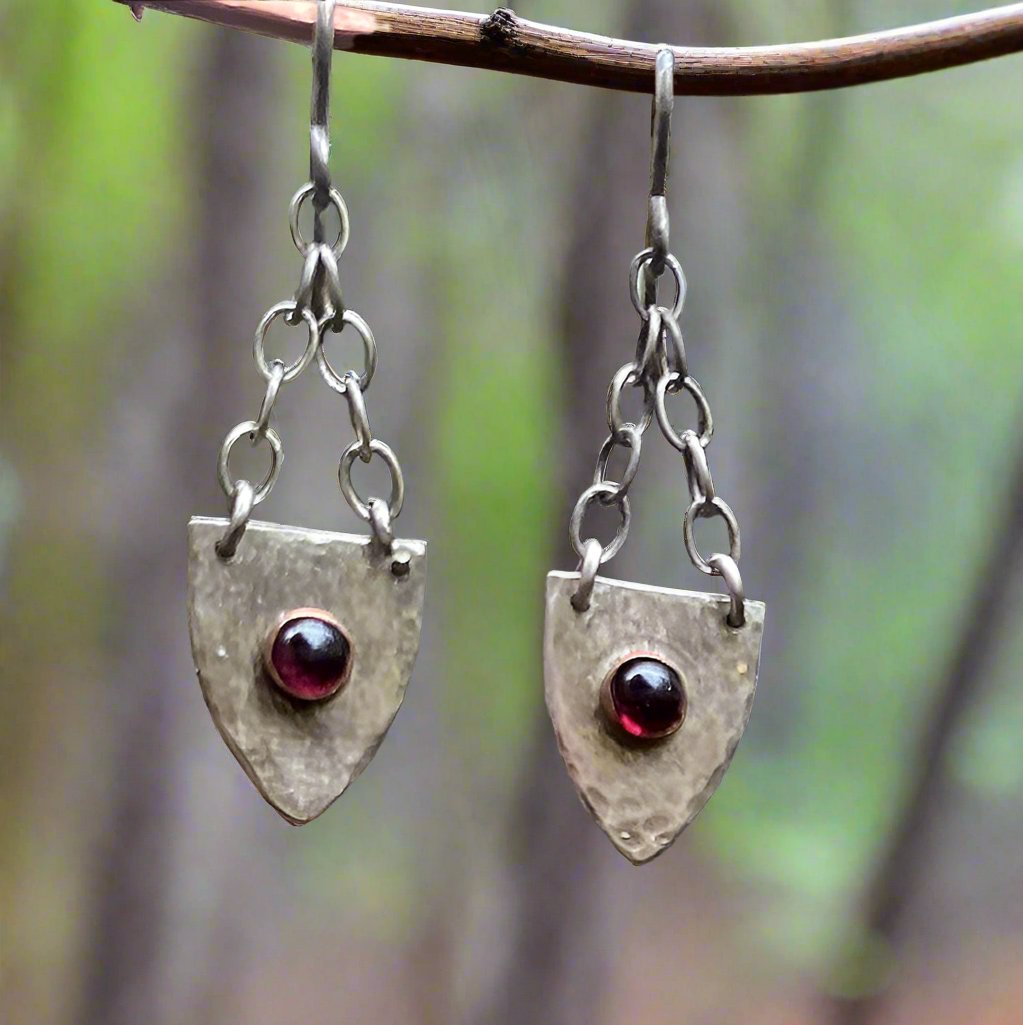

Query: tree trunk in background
[[742, 1, 858, 748], [825, 423, 1023, 1025], [77, 28, 283, 1025], [469, 4, 733, 1024]]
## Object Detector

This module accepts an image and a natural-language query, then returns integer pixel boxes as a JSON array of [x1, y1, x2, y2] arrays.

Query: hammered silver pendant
[[188, 517, 426, 825], [544, 571, 764, 864]]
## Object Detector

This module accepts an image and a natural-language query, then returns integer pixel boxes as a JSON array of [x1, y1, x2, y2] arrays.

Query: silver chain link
[[567, 48, 746, 626], [215, 302, 308, 557], [215, 0, 408, 573]]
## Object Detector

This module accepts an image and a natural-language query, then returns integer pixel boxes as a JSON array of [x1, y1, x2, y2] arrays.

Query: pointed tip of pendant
[[610, 829, 681, 865], [274, 802, 330, 827], [226, 737, 339, 826], [189, 518, 426, 828], [544, 572, 765, 867]]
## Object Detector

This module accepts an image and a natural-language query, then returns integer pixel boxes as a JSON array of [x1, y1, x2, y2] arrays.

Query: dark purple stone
[[608, 657, 686, 739], [269, 616, 350, 701]]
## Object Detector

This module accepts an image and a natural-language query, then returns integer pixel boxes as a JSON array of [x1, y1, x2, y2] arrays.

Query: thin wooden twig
[[114, 0, 1023, 95]]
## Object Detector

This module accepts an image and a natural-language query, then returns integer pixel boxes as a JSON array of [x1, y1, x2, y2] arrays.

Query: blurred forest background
[[3, 1, 1023, 1023]]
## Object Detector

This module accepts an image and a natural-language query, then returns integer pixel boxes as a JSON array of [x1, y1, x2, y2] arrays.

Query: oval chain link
[[606, 361, 654, 437], [629, 250, 686, 320], [252, 360, 286, 441], [338, 439, 405, 522], [289, 182, 350, 259], [342, 371, 374, 460], [254, 301, 320, 382], [655, 371, 713, 450], [593, 424, 642, 501], [682, 496, 741, 575], [218, 421, 284, 506], [317, 309, 378, 394], [569, 483, 631, 563]]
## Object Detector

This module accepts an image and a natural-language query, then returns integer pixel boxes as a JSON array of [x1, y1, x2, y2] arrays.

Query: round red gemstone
[[267, 614, 351, 701], [607, 656, 686, 739]]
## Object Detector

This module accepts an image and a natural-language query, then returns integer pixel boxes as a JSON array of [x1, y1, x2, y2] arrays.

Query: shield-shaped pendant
[[544, 571, 764, 864], [188, 517, 426, 825]]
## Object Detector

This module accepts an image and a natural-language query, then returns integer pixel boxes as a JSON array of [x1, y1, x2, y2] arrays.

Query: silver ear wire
[[649, 48, 674, 198], [310, 0, 336, 246], [644, 48, 674, 303]]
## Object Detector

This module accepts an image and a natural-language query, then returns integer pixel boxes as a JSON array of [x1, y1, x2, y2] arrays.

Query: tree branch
[[114, 1, 1023, 95]]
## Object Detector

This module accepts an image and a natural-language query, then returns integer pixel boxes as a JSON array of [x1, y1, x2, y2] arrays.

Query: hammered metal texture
[[188, 517, 426, 825], [544, 571, 764, 864]]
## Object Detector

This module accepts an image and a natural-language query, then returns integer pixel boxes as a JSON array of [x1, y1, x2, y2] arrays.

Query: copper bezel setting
[[599, 650, 688, 740], [262, 607, 354, 701]]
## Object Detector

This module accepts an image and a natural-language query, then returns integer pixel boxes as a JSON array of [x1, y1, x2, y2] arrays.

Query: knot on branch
[[481, 8, 519, 48]]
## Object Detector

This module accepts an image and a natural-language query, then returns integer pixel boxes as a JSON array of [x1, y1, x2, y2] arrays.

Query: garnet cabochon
[[602, 655, 687, 740], [264, 609, 352, 702]]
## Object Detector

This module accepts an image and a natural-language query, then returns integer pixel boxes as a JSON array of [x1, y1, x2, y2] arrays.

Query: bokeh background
[[3, 1, 1023, 1023]]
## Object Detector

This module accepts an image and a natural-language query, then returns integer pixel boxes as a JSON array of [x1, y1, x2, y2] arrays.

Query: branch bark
[[114, 0, 1023, 95]]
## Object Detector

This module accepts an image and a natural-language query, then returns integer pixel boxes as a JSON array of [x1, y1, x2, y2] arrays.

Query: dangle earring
[[544, 51, 765, 864], [187, 0, 426, 825]]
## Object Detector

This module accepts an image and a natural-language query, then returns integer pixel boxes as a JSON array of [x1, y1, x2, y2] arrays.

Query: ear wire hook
[[649, 48, 674, 200], [644, 48, 674, 304], [310, 0, 337, 246]]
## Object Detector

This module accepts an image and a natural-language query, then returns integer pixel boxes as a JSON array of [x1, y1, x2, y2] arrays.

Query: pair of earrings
[[187, 3, 765, 864]]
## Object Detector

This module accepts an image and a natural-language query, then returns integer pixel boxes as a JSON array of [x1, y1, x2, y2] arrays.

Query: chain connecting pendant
[[187, 0, 426, 824], [544, 51, 765, 864]]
